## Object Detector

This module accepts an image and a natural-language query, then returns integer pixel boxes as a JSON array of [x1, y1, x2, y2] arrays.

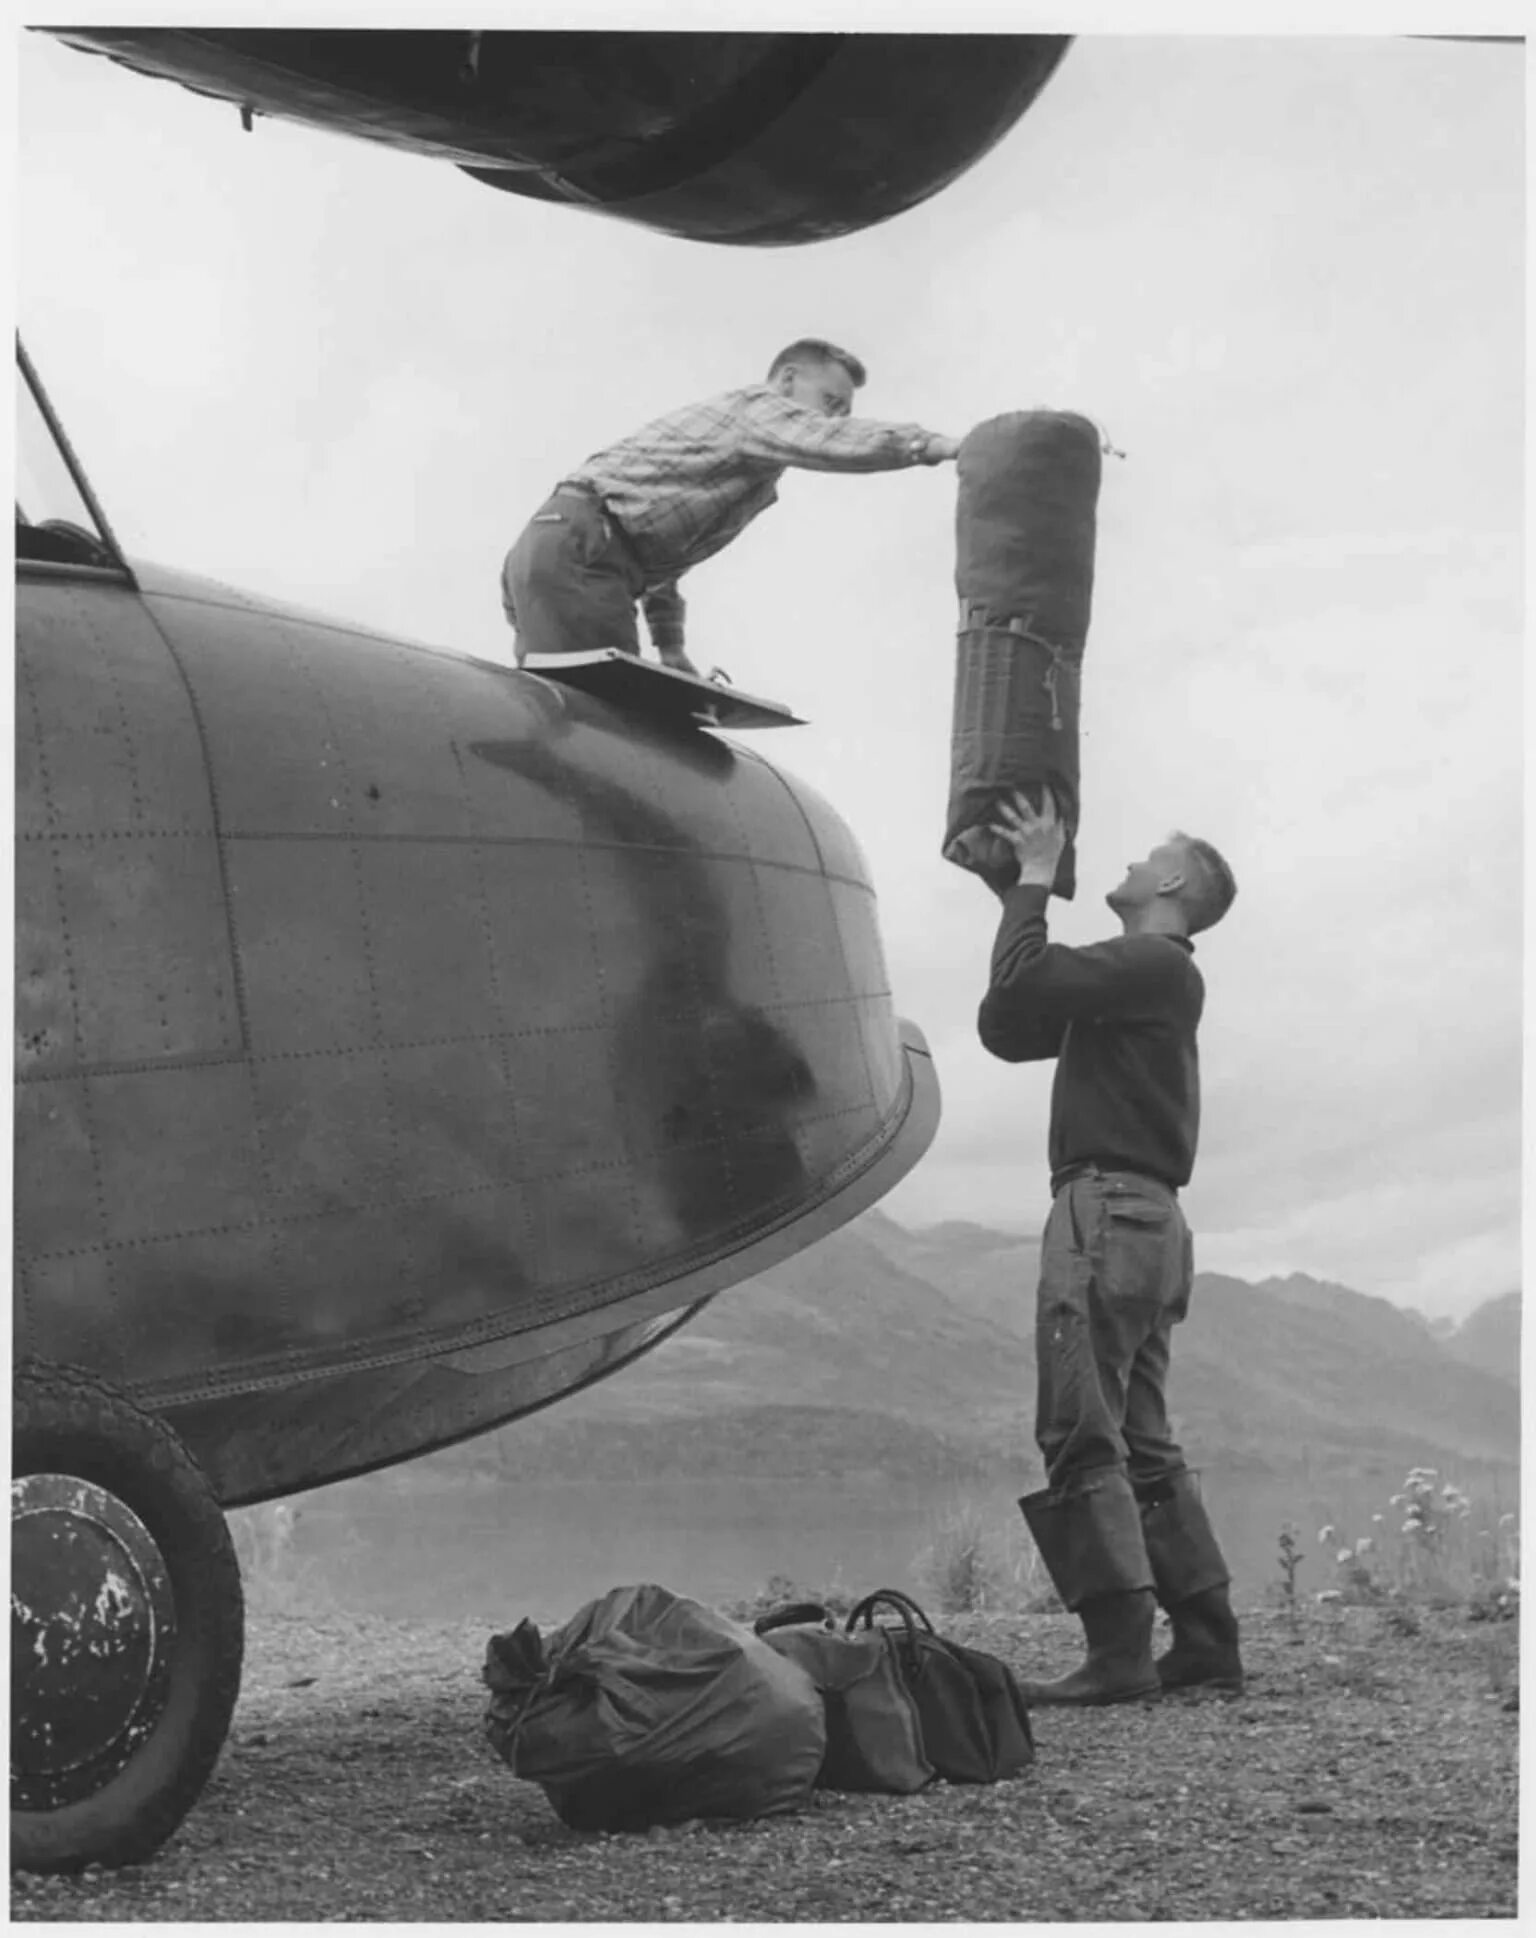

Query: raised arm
[[978, 886, 1185, 1061], [734, 389, 957, 473]]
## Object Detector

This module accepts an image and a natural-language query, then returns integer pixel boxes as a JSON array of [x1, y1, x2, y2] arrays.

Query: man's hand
[[921, 433, 962, 464], [988, 787, 1068, 888], [659, 649, 701, 679]]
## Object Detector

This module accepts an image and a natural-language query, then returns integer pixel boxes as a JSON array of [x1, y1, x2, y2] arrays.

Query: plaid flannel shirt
[[563, 385, 935, 650]]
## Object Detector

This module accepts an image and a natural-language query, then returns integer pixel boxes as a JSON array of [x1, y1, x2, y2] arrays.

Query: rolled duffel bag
[[945, 409, 1103, 899], [483, 1584, 826, 1831], [754, 1604, 933, 1794], [846, 1589, 1035, 1784]]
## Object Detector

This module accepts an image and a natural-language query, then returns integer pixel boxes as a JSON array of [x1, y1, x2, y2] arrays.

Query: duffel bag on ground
[[483, 1583, 826, 1832], [846, 1588, 1035, 1784], [754, 1605, 933, 1794]]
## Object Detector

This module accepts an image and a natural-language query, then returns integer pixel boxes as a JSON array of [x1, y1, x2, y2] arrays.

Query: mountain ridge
[[446, 1211, 1520, 1485]]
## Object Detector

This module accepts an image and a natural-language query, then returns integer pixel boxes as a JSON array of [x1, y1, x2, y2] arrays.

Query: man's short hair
[[767, 338, 868, 389], [1171, 831, 1238, 935]]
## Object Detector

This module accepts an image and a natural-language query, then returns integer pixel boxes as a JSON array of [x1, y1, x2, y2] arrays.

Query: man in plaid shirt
[[501, 338, 960, 674]]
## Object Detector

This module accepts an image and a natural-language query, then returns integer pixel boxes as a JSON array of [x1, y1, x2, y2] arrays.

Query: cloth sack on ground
[[846, 1589, 1035, 1784], [946, 409, 1103, 899], [482, 1582, 826, 1832], [753, 1605, 933, 1794]]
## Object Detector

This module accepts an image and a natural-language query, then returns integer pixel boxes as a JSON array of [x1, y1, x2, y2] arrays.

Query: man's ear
[[1156, 869, 1187, 897], [773, 364, 796, 394]]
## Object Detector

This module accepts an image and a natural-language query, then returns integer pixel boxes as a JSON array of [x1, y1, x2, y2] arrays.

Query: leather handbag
[[754, 1605, 933, 1794], [846, 1588, 1035, 1784]]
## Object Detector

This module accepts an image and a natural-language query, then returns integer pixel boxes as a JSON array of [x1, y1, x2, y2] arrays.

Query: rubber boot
[[1137, 1471, 1244, 1694], [1017, 1471, 1162, 1706]]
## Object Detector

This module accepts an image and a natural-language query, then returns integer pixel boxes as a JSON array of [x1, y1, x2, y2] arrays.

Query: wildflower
[[1318, 1525, 1335, 1545], [1372, 1514, 1384, 1524], [1354, 1537, 1373, 1556], [1336, 1547, 1354, 1565], [1402, 1521, 1419, 1536], [1498, 1513, 1515, 1527], [1315, 1589, 1343, 1604]]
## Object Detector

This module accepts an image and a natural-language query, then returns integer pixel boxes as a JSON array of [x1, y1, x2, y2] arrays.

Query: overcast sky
[[14, 24, 1524, 1320]]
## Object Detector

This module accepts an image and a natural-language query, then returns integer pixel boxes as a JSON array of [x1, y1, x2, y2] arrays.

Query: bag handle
[[753, 1601, 834, 1636], [845, 1589, 937, 1641]]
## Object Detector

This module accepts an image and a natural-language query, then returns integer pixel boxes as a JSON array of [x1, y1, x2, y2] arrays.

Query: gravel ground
[[11, 1601, 1519, 1922]]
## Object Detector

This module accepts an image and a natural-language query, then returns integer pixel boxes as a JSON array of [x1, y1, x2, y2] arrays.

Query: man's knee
[[1127, 1455, 1190, 1503]]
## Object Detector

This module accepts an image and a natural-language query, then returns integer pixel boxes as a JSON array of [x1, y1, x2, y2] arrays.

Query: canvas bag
[[483, 1583, 826, 1832], [754, 1606, 934, 1794], [945, 409, 1103, 899], [846, 1589, 1035, 1784]]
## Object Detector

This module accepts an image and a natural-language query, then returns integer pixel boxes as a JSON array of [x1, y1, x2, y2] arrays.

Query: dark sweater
[[977, 885, 1204, 1190]]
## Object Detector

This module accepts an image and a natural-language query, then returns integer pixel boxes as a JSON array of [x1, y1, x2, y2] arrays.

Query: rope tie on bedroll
[[945, 410, 1104, 899]]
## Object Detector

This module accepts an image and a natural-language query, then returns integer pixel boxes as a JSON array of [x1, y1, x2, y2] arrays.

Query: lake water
[[253, 1463, 1519, 1628]]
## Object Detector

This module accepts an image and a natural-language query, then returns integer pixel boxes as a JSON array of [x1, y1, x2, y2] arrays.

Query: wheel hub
[[11, 1473, 176, 1811]]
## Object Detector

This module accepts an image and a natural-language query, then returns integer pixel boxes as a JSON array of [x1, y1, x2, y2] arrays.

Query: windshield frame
[[16, 336, 133, 582]]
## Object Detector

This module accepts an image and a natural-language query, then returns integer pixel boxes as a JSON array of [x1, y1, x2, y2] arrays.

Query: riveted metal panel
[[220, 839, 376, 1055], [382, 1182, 534, 1332], [781, 763, 875, 889], [109, 1222, 290, 1385], [48, 836, 243, 1067], [85, 1066, 267, 1243], [506, 1027, 629, 1184], [265, 1204, 429, 1347], [145, 586, 585, 846], [15, 579, 214, 839], [752, 860, 850, 1008], [13, 1081, 108, 1258], [576, 843, 731, 1023], [477, 840, 606, 1035], [249, 1052, 398, 1214], [793, 1099, 886, 1179], [518, 1172, 644, 1299], [858, 997, 907, 1109], [17, 1251, 128, 1384], [779, 1005, 874, 1115], [380, 1039, 520, 1198], [723, 747, 825, 871], [15, 842, 79, 1079], [829, 878, 893, 1003], [352, 841, 503, 1040]]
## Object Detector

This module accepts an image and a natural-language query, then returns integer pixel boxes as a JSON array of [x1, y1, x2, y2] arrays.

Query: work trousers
[[501, 488, 646, 663], [1034, 1167, 1193, 1498]]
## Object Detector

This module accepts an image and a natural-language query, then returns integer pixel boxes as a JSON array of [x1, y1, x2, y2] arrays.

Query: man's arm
[[735, 390, 957, 474], [977, 883, 1070, 1062], [979, 885, 1184, 1061], [641, 581, 690, 665], [976, 790, 1182, 1061]]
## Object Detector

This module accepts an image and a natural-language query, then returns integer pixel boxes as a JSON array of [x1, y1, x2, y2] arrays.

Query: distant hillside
[[436, 1210, 1520, 1486], [1442, 1289, 1520, 1384]]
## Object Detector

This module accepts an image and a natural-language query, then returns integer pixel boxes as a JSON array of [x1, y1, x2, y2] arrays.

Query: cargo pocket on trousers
[[1101, 1195, 1174, 1309]]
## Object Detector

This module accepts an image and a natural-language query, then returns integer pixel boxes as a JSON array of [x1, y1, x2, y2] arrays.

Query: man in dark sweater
[[978, 787, 1242, 1705]]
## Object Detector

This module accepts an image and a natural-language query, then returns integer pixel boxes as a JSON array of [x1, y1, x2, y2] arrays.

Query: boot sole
[[1024, 1680, 1163, 1708]]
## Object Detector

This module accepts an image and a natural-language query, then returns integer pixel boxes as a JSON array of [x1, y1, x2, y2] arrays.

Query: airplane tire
[[10, 1362, 245, 1874]]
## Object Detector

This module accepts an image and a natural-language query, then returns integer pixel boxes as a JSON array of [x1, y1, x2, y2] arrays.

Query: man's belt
[[1051, 1161, 1179, 1198]]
